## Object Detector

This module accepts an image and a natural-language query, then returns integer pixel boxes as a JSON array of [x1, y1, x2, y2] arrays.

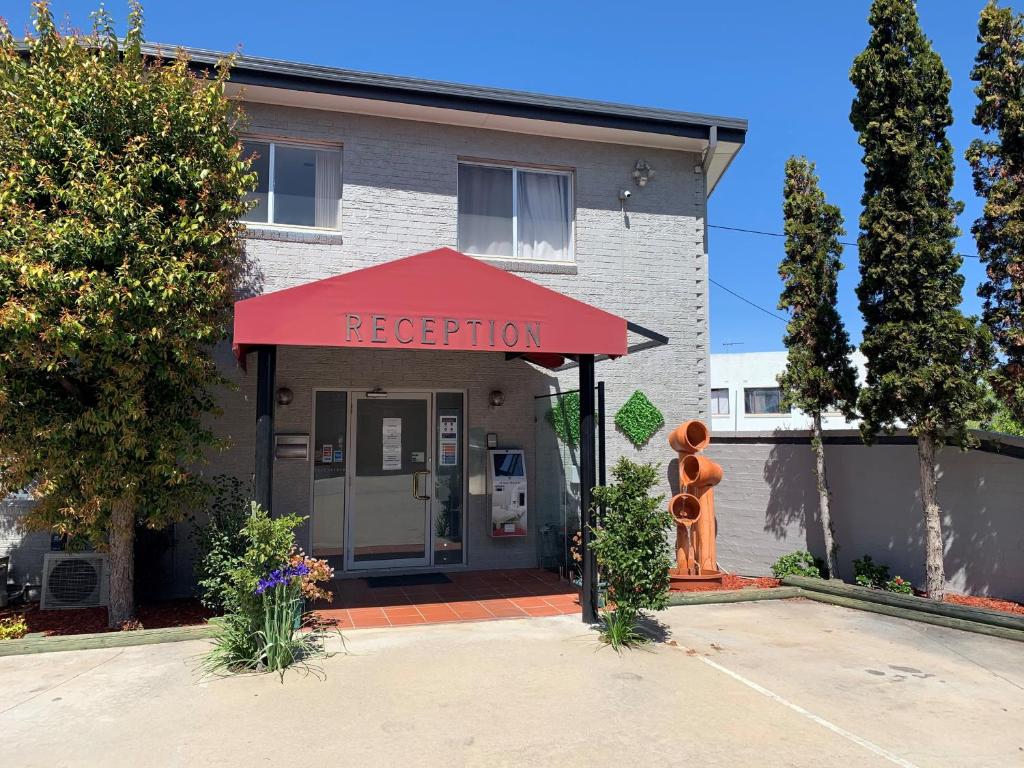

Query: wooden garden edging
[[666, 586, 803, 606], [6, 578, 1024, 656], [782, 576, 1024, 643], [0, 623, 215, 657]]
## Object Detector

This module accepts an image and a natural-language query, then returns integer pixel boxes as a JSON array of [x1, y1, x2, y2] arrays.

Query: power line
[[709, 278, 788, 323], [706, 222, 985, 325], [709, 223, 859, 247], [709, 223, 979, 258]]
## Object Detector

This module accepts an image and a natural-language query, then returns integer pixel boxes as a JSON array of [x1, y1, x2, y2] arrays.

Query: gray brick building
[[3, 49, 747, 599]]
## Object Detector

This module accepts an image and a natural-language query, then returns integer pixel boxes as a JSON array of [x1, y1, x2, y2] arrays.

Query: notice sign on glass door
[[382, 417, 402, 470], [439, 415, 458, 467]]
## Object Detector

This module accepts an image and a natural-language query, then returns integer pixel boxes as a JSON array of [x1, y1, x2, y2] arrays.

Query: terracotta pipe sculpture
[[667, 420, 724, 589], [668, 420, 711, 454], [668, 492, 701, 576]]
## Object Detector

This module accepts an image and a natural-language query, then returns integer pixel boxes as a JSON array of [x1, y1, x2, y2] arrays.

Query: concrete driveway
[[1, 599, 1021, 767]]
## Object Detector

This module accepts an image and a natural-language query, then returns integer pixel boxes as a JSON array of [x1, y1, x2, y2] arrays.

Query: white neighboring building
[[710, 350, 867, 433]]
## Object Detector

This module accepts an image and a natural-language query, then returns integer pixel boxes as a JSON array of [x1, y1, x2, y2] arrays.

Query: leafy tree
[[777, 157, 859, 579], [988, 399, 1024, 437], [974, 385, 1024, 437], [967, 1, 1024, 425], [0, 3, 255, 624], [849, 0, 994, 600]]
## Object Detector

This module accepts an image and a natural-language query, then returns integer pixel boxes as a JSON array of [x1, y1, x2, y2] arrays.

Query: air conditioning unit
[[41, 552, 109, 610]]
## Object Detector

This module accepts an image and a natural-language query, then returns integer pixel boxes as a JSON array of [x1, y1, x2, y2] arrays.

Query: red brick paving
[[315, 569, 581, 629]]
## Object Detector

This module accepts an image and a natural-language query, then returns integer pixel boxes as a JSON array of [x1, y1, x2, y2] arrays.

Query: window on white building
[[241, 140, 342, 229], [457, 162, 573, 262], [744, 387, 785, 415], [711, 388, 730, 415]]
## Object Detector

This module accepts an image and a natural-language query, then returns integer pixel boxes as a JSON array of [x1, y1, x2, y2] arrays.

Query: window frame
[[710, 388, 730, 416], [743, 386, 788, 416], [456, 159, 576, 264], [241, 136, 343, 232]]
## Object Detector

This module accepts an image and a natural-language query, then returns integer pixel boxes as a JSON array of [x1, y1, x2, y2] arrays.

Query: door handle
[[413, 470, 431, 500]]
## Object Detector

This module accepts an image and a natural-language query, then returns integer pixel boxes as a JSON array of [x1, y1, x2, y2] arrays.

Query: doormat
[[366, 573, 452, 588]]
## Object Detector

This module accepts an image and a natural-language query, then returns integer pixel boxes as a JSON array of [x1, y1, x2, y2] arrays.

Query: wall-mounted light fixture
[[276, 387, 294, 406], [632, 159, 655, 187], [489, 390, 505, 407], [366, 388, 389, 399]]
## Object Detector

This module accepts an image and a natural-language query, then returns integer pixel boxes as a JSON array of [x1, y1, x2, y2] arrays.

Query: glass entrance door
[[346, 392, 432, 570]]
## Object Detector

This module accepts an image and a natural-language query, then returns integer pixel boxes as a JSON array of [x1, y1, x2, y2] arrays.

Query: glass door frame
[[309, 388, 470, 574], [345, 390, 433, 572]]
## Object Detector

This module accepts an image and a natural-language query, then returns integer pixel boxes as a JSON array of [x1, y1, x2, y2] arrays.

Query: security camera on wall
[[618, 189, 632, 201]]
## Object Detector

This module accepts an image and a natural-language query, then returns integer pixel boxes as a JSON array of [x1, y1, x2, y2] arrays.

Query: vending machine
[[487, 449, 527, 537]]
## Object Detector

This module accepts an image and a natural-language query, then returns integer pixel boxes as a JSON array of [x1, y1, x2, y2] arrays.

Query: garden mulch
[[671, 574, 782, 593], [944, 592, 1024, 617], [0, 598, 213, 636]]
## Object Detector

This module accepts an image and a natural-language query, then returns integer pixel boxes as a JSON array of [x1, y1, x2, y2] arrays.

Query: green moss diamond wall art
[[615, 391, 665, 447]]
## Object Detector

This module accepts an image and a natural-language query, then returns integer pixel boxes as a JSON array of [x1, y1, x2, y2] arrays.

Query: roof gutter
[[160, 45, 747, 148], [13, 41, 747, 160]]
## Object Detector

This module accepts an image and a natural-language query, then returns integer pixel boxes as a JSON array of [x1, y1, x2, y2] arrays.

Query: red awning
[[232, 247, 627, 368]]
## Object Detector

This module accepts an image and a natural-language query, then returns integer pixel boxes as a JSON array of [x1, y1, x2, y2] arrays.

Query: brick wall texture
[[205, 104, 710, 578], [2, 103, 710, 592]]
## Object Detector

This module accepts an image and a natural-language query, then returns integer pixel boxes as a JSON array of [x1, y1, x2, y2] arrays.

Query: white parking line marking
[[693, 652, 921, 768]]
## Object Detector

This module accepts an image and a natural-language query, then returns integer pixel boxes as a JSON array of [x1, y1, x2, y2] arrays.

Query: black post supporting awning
[[578, 354, 598, 623], [254, 346, 276, 513]]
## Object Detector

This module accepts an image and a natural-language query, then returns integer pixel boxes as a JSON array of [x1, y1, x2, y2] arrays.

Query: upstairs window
[[457, 162, 573, 262], [744, 387, 785, 415], [241, 140, 342, 229], [711, 388, 730, 415]]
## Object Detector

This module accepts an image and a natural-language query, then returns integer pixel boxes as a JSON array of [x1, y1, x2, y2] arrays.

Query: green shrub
[[0, 615, 27, 640], [771, 550, 823, 579], [885, 575, 914, 595], [590, 458, 673, 647], [853, 555, 890, 589], [200, 503, 337, 679], [229, 504, 307, 602], [193, 476, 250, 613]]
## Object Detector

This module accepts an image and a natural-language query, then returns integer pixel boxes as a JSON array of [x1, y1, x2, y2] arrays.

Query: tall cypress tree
[[967, 1, 1024, 425], [777, 157, 858, 580], [850, 0, 993, 599]]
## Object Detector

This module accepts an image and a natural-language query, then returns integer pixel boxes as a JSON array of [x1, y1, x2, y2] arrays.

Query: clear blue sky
[[4, 1, 1016, 352]]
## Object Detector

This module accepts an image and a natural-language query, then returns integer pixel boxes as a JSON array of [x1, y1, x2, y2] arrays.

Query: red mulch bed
[[671, 574, 781, 593], [0, 598, 213, 636], [944, 593, 1024, 616]]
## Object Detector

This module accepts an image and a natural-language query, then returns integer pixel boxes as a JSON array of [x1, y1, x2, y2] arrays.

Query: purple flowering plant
[[254, 561, 310, 595]]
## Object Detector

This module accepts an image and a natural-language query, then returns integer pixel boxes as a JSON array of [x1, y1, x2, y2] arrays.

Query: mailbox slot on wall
[[275, 434, 310, 460]]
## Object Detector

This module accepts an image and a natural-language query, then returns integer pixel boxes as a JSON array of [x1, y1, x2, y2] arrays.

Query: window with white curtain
[[711, 388, 730, 415], [744, 387, 785, 415], [457, 162, 573, 262], [241, 140, 342, 229]]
